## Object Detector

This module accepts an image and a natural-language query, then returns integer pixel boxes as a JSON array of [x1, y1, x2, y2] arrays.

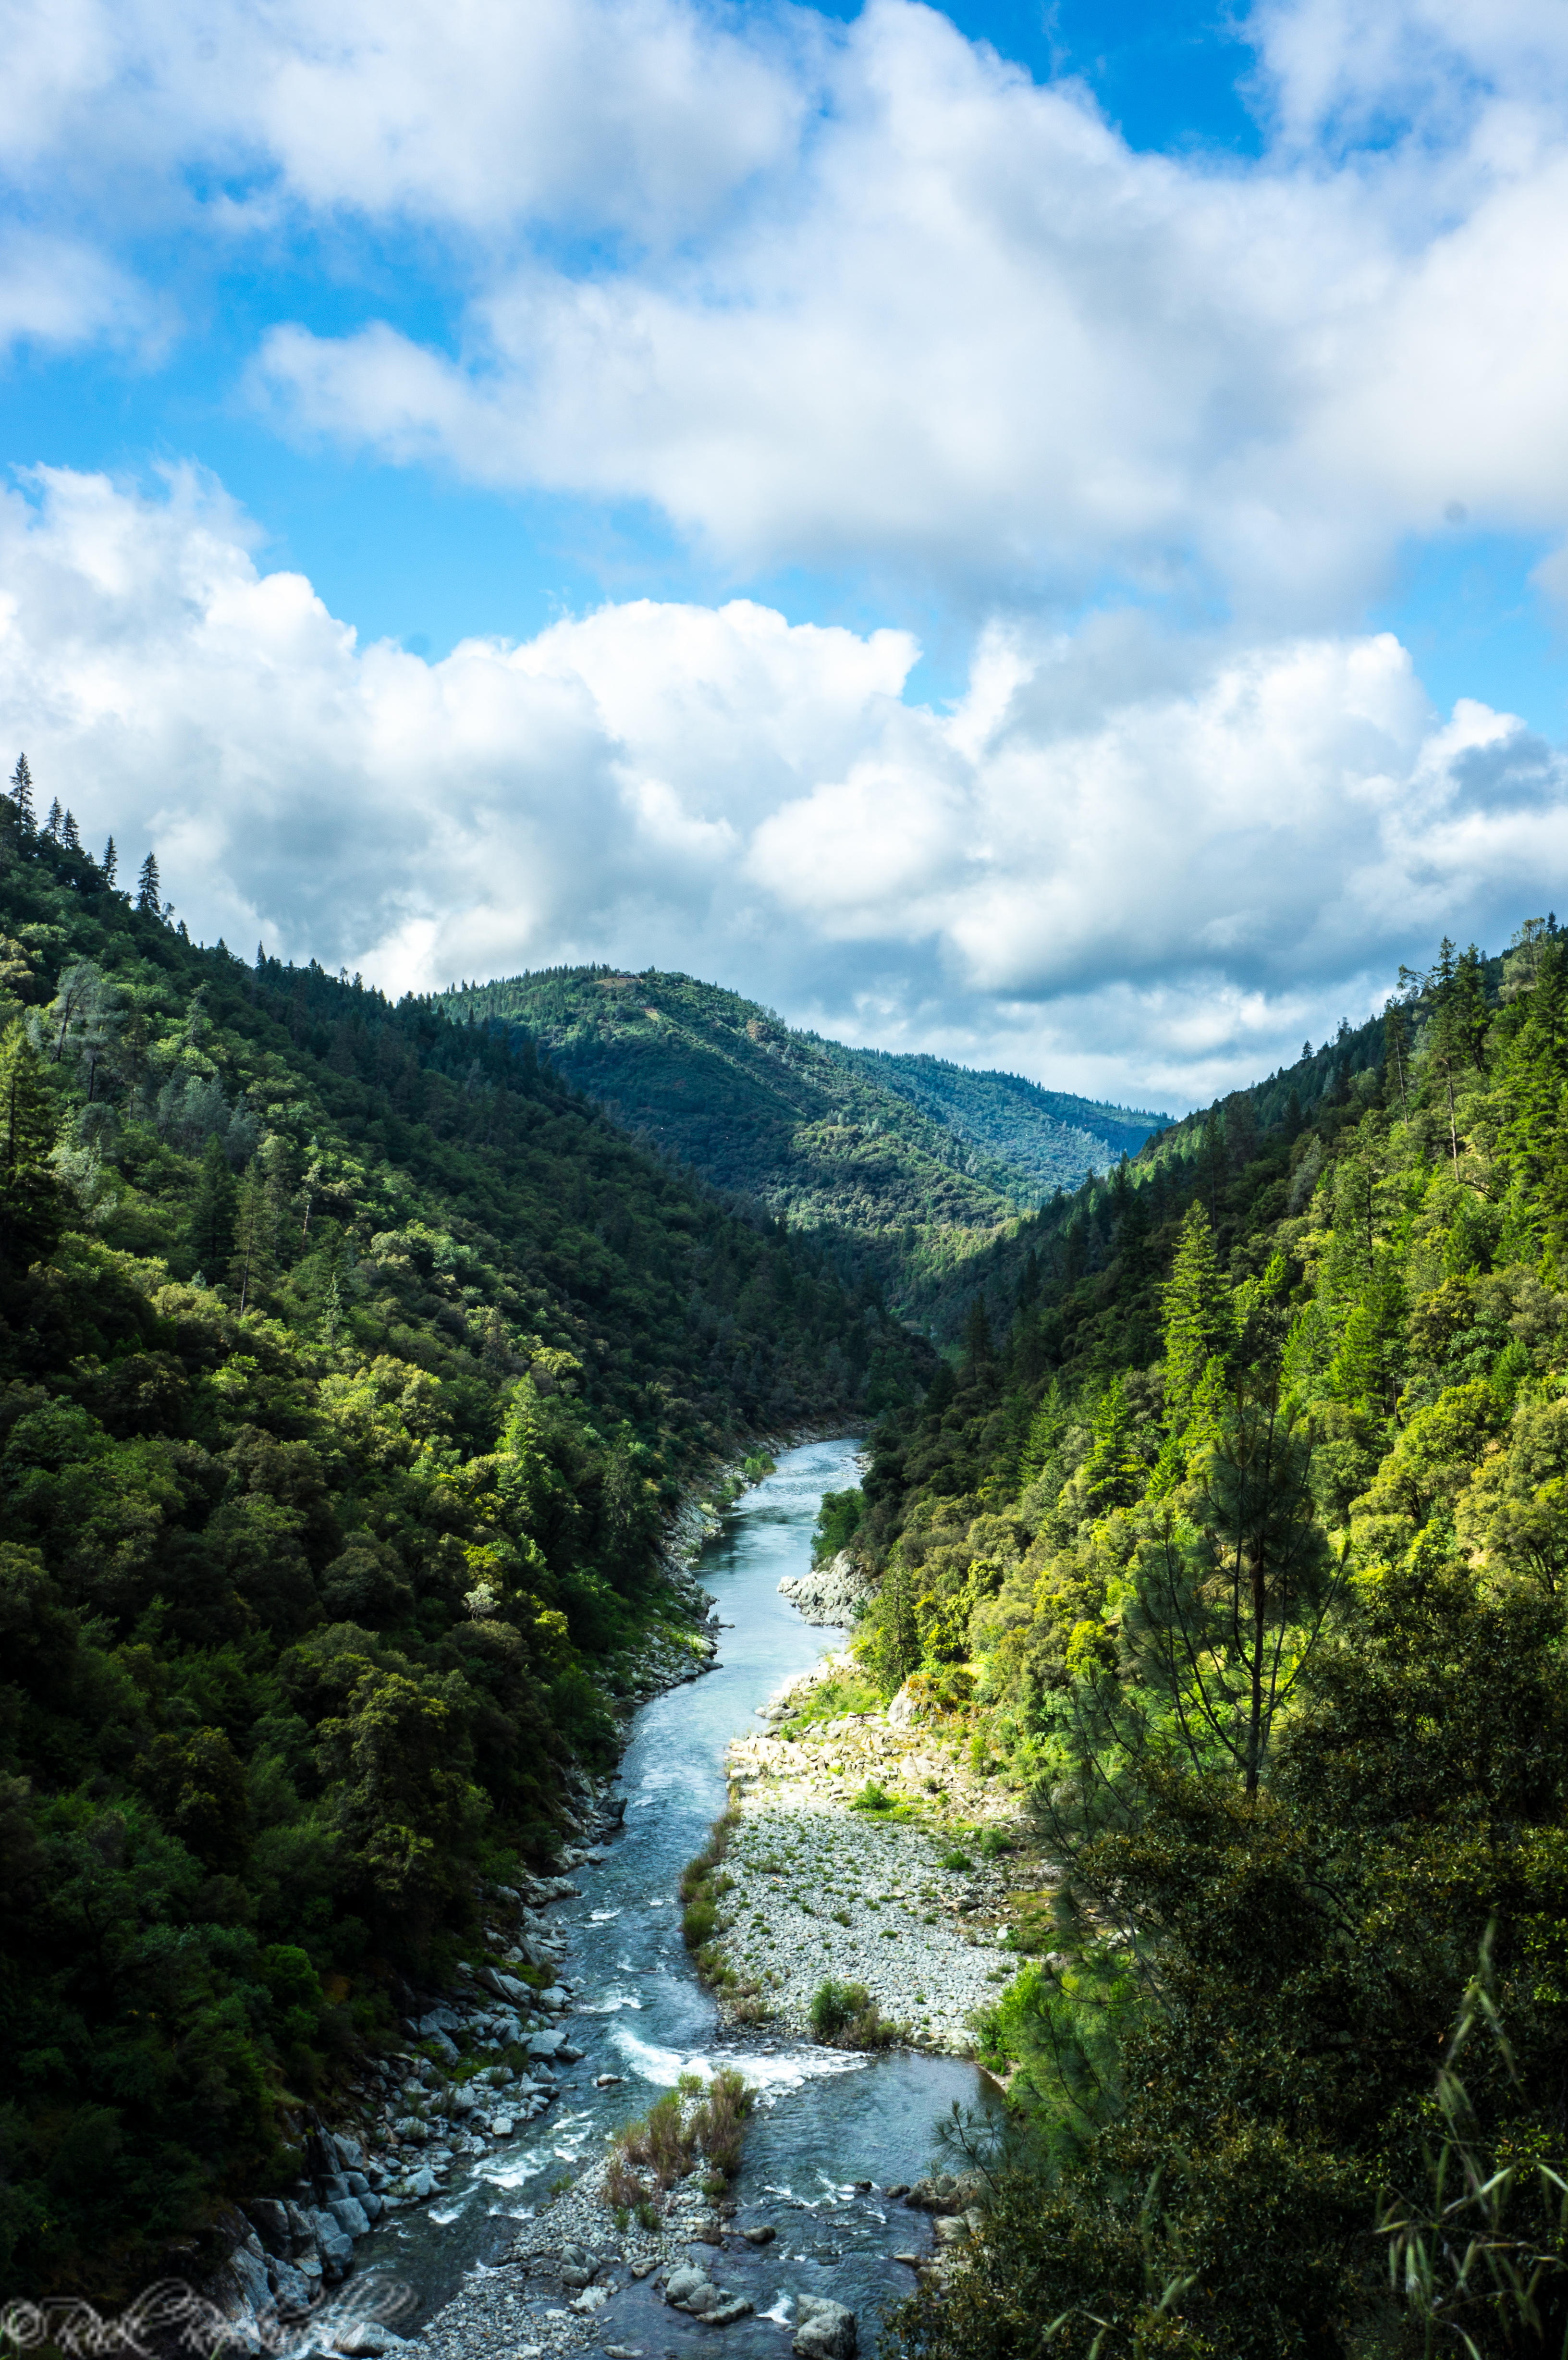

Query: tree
[[60, 810, 82, 854], [9, 753, 35, 832], [1161, 1203, 1233, 1434], [101, 836, 117, 886], [42, 798, 62, 843], [0, 1019, 60, 1266], [1136, 1387, 1343, 1791], [135, 851, 161, 914], [189, 1134, 239, 1274]]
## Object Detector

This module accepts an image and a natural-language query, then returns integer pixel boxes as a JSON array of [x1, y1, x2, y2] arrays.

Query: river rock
[[529, 2028, 567, 2059], [740, 2225, 775, 2245], [267, 2254, 315, 2317], [793, 2297, 857, 2360], [777, 1550, 874, 1626], [328, 2193, 371, 2238], [245, 2197, 291, 2256]]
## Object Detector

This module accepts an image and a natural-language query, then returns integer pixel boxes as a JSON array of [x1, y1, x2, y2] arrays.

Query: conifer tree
[[9, 754, 35, 832], [42, 798, 62, 843], [60, 810, 81, 853], [135, 851, 161, 914], [1162, 1201, 1233, 1432], [189, 1134, 238, 1271], [102, 836, 117, 885], [0, 1019, 60, 1265]]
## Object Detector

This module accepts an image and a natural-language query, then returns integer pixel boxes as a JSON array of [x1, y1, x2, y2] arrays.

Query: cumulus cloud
[[0, 0, 809, 240], [3, 0, 1568, 615], [242, 0, 1568, 622], [4, 468, 1563, 1108]]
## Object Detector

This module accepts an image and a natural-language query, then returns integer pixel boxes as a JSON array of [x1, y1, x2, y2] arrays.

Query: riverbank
[[714, 1657, 1054, 2053]]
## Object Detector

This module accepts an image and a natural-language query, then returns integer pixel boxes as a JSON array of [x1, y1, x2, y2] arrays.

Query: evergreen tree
[[9, 753, 34, 832], [188, 1134, 238, 1272], [42, 798, 62, 843], [135, 850, 161, 914], [1162, 1201, 1233, 1431], [101, 836, 117, 885], [0, 1018, 60, 1266], [60, 809, 82, 853]]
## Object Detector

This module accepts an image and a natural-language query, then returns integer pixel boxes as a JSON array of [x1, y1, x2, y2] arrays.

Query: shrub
[[810, 1977, 903, 2050], [851, 1780, 894, 1812]]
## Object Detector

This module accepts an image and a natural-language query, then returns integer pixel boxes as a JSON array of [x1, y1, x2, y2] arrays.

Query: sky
[[3, 0, 1568, 1111]]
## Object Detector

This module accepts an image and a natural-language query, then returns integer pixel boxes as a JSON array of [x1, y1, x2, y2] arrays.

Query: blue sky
[[2, 0, 1567, 1106]]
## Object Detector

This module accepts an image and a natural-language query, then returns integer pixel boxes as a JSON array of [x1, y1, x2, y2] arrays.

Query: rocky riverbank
[[776, 1549, 875, 1626], [714, 1658, 1055, 2053]]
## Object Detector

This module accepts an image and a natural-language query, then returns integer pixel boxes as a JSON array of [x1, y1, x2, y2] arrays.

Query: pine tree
[[0, 1019, 61, 1266], [102, 836, 118, 886], [1162, 1201, 1234, 1432], [9, 754, 34, 833], [42, 799, 62, 843], [189, 1134, 238, 1272], [135, 851, 161, 914], [61, 810, 82, 853]]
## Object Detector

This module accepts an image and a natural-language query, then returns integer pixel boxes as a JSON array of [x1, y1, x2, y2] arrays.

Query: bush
[[851, 1780, 894, 1812], [811, 1486, 864, 1567], [810, 1977, 903, 2050]]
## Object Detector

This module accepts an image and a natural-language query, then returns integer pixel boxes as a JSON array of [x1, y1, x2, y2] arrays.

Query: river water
[[357, 1438, 992, 2349]]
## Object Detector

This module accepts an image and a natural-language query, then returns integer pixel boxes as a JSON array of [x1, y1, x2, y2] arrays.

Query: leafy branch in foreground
[[1379, 1923, 1568, 2358]]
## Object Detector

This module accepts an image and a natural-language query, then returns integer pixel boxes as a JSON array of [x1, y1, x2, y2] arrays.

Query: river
[[353, 1437, 994, 2351]]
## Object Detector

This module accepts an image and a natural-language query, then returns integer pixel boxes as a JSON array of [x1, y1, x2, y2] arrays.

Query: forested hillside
[[0, 778, 925, 2300], [439, 971, 1166, 1258], [850, 924, 1568, 2358]]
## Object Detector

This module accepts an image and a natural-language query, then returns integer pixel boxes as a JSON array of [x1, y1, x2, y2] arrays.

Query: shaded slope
[[442, 970, 1169, 1245]]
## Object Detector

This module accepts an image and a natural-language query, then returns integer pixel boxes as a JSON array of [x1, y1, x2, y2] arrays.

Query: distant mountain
[[440, 969, 1170, 1247]]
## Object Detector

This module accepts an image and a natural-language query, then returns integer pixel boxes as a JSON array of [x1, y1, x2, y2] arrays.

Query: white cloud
[[4, 467, 1564, 1109], [240, 0, 1568, 623], [0, 0, 809, 240]]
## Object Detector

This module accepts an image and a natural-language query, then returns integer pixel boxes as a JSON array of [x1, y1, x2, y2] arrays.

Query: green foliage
[[809, 1977, 901, 2049], [869, 920, 1568, 2359], [0, 829, 926, 2300], [811, 1483, 865, 1565], [433, 968, 1170, 1328]]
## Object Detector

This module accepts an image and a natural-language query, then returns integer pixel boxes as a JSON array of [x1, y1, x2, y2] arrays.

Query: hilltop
[[439, 968, 1168, 1267]]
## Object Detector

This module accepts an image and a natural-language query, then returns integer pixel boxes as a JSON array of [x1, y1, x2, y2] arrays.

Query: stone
[[557, 2043, 585, 2063], [528, 2029, 567, 2060], [311, 2210, 354, 2283], [570, 2288, 610, 2315], [328, 2194, 371, 2238], [330, 2326, 411, 2355], [793, 2297, 857, 2360], [392, 2116, 431, 2142], [594, 2073, 625, 2088], [664, 2267, 710, 2310], [932, 2217, 970, 2247], [246, 2198, 292, 2257], [629, 2262, 657, 2281], [267, 2255, 315, 2317], [490, 2114, 515, 2137], [477, 1965, 532, 2007], [406, 2167, 437, 2198], [227, 2236, 277, 2324], [539, 1986, 569, 2011], [739, 2225, 775, 2245]]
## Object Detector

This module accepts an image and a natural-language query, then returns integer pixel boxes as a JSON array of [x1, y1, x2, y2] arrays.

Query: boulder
[[328, 2194, 371, 2238], [310, 2210, 355, 2280], [477, 1965, 532, 2006], [266, 2256, 315, 2319], [330, 2325, 411, 2355], [793, 2297, 857, 2360], [528, 2028, 566, 2060], [245, 2197, 292, 2257], [391, 2116, 431, 2143]]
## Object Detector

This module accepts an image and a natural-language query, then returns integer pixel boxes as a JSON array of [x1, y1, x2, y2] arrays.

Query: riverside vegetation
[[0, 773, 930, 2302], [829, 922, 1568, 2358]]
